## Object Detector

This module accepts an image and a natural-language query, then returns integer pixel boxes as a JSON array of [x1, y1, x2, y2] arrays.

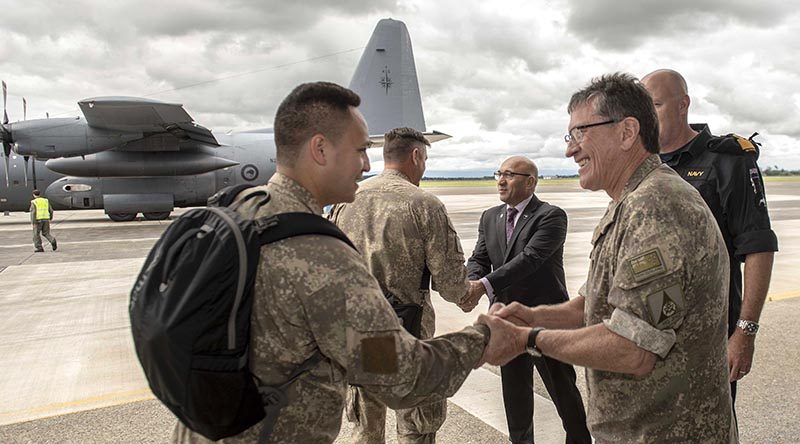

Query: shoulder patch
[[709, 133, 760, 158], [361, 336, 398, 374], [627, 248, 666, 283], [734, 134, 756, 153], [644, 284, 685, 329]]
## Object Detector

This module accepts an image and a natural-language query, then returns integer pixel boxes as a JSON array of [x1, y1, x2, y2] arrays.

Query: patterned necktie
[[506, 207, 518, 244]]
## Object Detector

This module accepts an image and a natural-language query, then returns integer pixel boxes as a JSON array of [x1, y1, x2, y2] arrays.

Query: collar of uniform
[[685, 123, 713, 158], [591, 155, 660, 245], [659, 123, 712, 165], [381, 168, 413, 183], [267, 172, 323, 214], [622, 154, 662, 198]]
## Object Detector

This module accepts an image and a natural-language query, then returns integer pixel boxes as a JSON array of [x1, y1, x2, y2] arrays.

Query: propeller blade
[[2, 153, 8, 188], [32, 157, 37, 187], [23, 98, 27, 121], [23, 155, 29, 187], [2, 80, 7, 125], [46, 112, 49, 119]]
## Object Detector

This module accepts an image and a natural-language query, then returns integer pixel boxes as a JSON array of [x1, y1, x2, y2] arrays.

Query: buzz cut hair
[[383, 127, 430, 163], [32, 189, 41, 197], [273, 81, 361, 166], [568, 72, 660, 154]]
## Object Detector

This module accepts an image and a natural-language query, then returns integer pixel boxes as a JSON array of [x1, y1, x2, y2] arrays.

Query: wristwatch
[[736, 319, 759, 336], [525, 327, 545, 357]]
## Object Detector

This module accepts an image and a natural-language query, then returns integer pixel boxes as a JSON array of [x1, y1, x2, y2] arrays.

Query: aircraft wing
[[78, 97, 219, 146], [368, 130, 451, 148]]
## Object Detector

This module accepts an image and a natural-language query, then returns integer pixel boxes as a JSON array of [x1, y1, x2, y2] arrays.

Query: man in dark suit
[[465, 156, 591, 444]]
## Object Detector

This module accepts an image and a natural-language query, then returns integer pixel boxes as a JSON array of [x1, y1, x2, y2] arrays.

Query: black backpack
[[129, 184, 355, 441]]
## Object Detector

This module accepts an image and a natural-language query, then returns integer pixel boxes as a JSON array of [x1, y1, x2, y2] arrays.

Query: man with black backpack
[[169, 82, 523, 443]]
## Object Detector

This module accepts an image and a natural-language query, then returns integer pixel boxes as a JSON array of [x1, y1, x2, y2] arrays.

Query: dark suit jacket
[[467, 195, 569, 307]]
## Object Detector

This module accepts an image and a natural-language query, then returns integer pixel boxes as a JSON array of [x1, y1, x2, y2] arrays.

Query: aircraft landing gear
[[107, 213, 137, 222], [143, 211, 171, 221]]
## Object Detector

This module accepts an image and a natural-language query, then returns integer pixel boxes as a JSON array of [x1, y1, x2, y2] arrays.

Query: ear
[[680, 95, 691, 114], [308, 134, 328, 166], [528, 175, 538, 192], [619, 117, 641, 152], [411, 147, 422, 166]]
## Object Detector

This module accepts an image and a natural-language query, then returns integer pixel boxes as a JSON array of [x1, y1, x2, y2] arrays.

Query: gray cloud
[[1, 0, 799, 173], [566, 0, 792, 50]]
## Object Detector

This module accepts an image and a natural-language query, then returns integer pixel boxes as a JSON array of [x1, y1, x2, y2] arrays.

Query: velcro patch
[[361, 336, 398, 374], [628, 249, 666, 283], [645, 284, 685, 329], [749, 167, 767, 207]]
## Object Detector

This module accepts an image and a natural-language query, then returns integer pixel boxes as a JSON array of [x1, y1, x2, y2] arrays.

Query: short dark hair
[[32, 189, 41, 197], [273, 82, 361, 166], [383, 127, 429, 163], [568, 72, 660, 154]]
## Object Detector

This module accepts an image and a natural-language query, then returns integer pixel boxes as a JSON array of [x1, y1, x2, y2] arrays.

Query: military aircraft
[[0, 18, 448, 221]]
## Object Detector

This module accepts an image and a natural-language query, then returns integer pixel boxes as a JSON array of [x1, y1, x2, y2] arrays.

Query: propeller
[[22, 97, 28, 186], [1, 80, 12, 187]]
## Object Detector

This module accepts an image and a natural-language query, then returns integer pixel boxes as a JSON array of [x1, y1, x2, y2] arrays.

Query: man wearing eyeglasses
[[466, 156, 590, 444], [481, 73, 736, 442]]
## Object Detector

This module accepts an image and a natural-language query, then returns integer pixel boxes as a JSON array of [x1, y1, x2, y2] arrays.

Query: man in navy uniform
[[642, 69, 778, 413]]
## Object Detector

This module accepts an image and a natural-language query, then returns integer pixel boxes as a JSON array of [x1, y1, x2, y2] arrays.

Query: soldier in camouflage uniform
[[172, 82, 521, 444], [480, 73, 736, 442], [330, 127, 481, 444]]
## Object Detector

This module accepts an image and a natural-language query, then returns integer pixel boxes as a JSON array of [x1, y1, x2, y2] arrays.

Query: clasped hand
[[458, 280, 486, 312], [473, 302, 537, 367]]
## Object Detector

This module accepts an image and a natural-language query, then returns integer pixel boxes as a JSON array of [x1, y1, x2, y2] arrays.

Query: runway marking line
[[768, 290, 800, 302], [0, 388, 155, 424], [0, 237, 160, 249]]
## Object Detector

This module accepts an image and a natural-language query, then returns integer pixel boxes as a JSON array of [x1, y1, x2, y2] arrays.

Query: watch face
[[739, 320, 759, 335]]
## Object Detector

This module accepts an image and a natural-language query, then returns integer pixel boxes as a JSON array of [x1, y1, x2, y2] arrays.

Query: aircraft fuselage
[[0, 131, 277, 214]]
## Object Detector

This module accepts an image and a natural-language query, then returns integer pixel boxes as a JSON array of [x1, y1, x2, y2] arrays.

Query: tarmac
[[0, 179, 798, 443]]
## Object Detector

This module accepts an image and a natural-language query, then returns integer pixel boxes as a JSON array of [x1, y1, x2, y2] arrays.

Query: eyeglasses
[[494, 170, 532, 181], [564, 119, 618, 144]]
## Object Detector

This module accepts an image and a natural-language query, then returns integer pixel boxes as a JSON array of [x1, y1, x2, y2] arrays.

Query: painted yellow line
[[0, 388, 154, 421], [768, 290, 800, 302]]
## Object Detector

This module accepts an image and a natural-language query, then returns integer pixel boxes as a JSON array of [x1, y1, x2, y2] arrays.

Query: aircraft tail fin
[[349, 19, 426, 136]]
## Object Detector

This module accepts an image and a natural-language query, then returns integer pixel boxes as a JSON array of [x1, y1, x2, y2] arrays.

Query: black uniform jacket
[[660, 124, 778, 332], [467, 195, 569, 307]]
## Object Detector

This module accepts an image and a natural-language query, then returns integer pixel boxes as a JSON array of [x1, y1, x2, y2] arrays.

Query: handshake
[[458, 280, 486, 312], [474, 302, 539, 367]]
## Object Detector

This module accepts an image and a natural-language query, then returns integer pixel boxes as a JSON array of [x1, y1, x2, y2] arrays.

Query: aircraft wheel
[[143, 211, 171, 221], [107, 213, 137, 222]]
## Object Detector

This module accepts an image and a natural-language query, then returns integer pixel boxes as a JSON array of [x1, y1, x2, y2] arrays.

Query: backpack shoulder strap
[[255, 212, 357, 251], [208, 184, 257, 207]]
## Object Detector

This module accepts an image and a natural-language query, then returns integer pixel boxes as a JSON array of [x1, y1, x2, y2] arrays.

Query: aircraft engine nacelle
[[11, 118, 141, 159]]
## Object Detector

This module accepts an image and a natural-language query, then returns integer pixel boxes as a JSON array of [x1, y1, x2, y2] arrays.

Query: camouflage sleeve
[[344, 264, 488, 408], [605, 227, 687, 359], [416, 198, 469, 304]]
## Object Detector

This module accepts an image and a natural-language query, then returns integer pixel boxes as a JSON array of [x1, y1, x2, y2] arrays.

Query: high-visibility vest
[[32, 197, 51, 220]]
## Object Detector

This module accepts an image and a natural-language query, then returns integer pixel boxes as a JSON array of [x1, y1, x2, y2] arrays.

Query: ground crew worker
[[330, 127, 483, 444], [642, 69, 778, 416], [171, 82, 518, 444], [30, 189, 57, 252], [477, 73, 736, 442]]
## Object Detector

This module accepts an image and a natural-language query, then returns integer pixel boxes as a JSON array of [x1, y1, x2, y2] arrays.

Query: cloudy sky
[[1, 0, 798, 176]]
